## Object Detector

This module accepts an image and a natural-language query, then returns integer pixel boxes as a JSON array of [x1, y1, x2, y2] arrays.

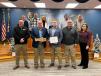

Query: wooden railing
[[0, 33, 94, 61]]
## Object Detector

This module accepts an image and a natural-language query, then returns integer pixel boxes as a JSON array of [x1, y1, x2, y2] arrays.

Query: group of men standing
[[13, 14, 90, 70]]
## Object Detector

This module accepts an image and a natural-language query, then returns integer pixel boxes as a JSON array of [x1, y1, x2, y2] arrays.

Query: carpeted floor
[[0, 59, 101, 76]]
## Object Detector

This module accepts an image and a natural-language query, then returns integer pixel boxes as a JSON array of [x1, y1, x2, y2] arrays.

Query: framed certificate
[[12, 52, 16, 56], [94, 53, 99, 58], [49, 36, 58, 43]]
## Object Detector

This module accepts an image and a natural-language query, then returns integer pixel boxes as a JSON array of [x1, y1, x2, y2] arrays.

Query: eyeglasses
[[82, 25, 86, 27]]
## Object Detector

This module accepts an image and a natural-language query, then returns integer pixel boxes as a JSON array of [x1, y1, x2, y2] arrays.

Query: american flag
[[1, 11, 6, 41]]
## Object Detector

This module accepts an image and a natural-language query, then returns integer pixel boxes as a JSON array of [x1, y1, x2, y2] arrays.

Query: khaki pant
[[15, 44, 28, 66], [33, 44, 44, 67], [64, 44, 76, 66], [51, 45, 62, 65]]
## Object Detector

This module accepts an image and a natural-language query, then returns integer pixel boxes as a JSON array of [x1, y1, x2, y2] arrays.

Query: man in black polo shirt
[[13, 20, 30, 70]]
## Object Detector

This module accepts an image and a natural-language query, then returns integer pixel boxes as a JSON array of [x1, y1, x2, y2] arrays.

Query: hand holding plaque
[[35, 37, 46, 42], [40, 37, 46, 42]]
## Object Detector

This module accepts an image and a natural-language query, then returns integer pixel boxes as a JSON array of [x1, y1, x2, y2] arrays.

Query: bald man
[[31, 20, 49, 69], [62, 20, 79, 69], [13, 20, 30, 70]]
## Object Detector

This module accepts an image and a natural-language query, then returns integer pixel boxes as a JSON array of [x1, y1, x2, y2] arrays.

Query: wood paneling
[[0, 33, 94, 61]]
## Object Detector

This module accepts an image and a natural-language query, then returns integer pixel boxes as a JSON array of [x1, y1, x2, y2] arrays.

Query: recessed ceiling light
[[75, 0, 89, 3], [34, 3, 46, 8], [0, 2, 17, 7], [8, 0, 18, 1], [98, 0, 101, 2], [65, 3, 79, 8], [52, 0, 64, 2], [30, 0, 40, 2], [95, 5, 101, 9]]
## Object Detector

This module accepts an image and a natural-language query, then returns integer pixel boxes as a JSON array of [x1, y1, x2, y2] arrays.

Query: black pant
[[79, 42, 89, 67]]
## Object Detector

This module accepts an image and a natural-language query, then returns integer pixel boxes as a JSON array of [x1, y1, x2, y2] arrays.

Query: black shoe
[[72, 66, 77, 69], [13, 66, 19, 70], [82, 66, 88, 69], [57, 65, 62, 70], [78, 64, 83, 66], [40, 65, 45, 68], [64, 65, 69, 67], [48, 63, 54, 67], [25, 65, 30, 69], [34, 66, 38, 69]]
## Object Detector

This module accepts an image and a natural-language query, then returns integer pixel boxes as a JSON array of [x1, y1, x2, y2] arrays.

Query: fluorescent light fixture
[[0, 2, 17, 7], [95, 5, 101, 9], [65, 3, 79, 8], [34, 3, 46, 8]]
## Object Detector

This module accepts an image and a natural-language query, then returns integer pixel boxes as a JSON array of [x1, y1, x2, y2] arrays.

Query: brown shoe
[[48, 63, 54, 67], [57, 65, 62, 70], [72, 66, 77, 69], [13, 66, 19, 70], [25, 65, 30, 69]]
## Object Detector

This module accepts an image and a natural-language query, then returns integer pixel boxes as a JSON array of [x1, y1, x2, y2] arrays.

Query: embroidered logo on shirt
[[23, 29, 26, 31]]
